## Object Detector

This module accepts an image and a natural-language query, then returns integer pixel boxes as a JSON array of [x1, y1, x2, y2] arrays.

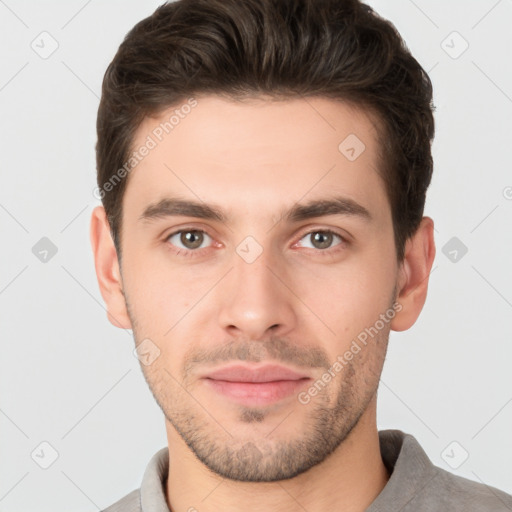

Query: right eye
[[165, 228, 214, 255]]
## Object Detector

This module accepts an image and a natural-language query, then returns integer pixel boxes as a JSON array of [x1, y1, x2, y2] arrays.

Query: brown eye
[[166, 229, 211, 251], [311, 231, 334, 249], [298, 230, 344, 251]]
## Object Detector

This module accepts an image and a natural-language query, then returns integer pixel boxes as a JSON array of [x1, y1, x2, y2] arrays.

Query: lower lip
[[204, 378, 310, 406]]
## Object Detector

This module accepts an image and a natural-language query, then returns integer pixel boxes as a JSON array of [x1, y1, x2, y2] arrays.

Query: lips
[[202, 364, 311, 406], [203, 364, 310, 383]]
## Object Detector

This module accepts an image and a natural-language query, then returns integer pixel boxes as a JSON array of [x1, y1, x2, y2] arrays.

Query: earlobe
[[89, 205, 132, 330], [390, 216, 436, 332]]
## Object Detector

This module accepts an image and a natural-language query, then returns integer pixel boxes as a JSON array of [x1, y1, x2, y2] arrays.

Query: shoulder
[[421, 466, 512, 511], [100, 488, 141, 512], [373, 430, 512, 511]]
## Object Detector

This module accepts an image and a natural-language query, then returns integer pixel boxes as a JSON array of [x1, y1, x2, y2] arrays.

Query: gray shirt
[[101, 429, 512, 511]]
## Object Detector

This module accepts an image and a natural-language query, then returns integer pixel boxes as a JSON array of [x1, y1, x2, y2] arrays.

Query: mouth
[[201, 363, 312, 406]]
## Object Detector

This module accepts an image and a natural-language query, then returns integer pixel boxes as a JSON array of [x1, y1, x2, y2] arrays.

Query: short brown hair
[[96, 0, 435, 263]]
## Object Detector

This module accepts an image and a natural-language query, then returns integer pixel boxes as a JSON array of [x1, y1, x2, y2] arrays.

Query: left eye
[[166, 229, 212, 250], [297, 230, 344, 250]]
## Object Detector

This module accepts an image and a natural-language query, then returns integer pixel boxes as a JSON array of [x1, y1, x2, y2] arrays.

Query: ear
[[89, 205, 132, 329], [390, 216, 436, 332]]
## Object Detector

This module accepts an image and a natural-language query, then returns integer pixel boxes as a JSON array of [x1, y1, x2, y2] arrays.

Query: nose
[[216, 244, 298, 341]]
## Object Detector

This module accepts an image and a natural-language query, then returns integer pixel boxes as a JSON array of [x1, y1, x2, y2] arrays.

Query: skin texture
[[90, 95, 436, 512]]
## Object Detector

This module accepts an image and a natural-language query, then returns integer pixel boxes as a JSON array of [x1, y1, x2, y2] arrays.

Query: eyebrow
[[138, 195, 372, 225]]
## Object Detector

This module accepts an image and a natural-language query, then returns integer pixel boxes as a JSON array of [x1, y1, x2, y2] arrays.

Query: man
[[90, 0, 512, 510]]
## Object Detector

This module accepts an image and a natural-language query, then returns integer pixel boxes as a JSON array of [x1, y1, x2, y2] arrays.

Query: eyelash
[[164, 227, 348, 258]]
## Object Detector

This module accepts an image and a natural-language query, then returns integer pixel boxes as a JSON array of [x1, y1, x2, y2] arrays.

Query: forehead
[[123, 95, 390, 228]]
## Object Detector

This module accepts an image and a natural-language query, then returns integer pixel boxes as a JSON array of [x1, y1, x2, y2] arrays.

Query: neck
[[164, 397, 389, 512]]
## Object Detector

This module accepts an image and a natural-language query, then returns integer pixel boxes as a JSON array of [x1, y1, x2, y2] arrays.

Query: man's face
[[119, 96, 400, 481]]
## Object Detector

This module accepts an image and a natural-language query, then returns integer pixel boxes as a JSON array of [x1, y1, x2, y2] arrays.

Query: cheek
[[289, 248, 396, 336], [122, 250, 210, 323], [122, 258, 216, 372]]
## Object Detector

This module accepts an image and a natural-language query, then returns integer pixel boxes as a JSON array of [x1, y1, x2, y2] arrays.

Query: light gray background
[[1, 1, 511, 511]]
